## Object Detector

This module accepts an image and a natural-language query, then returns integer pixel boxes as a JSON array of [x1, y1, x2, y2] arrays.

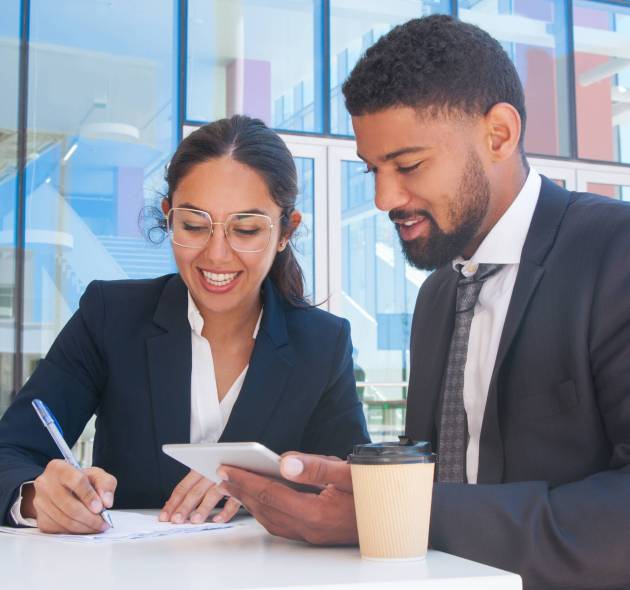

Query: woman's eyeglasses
[[165, 207, 278, 253]]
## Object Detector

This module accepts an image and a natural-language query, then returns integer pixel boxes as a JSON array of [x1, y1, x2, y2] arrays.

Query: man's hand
[[23, 460, 116, 534], [217, 453, 358, 545], [160, 470, 241, 524]]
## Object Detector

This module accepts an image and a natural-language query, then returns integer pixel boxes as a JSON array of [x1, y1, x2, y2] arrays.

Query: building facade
[[2, 0, 630, 445]]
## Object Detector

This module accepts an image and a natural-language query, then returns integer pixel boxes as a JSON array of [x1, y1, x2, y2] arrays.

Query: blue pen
[[31, 399, 114, 528]]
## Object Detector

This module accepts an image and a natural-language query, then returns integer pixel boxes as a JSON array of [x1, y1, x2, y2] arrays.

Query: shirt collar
[[187, 291, 262, 339], [452, 167, 541, 272]]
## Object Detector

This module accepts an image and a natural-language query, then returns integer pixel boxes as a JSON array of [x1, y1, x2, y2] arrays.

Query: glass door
[[328, 145, 430, 441], [280, 138, 327, 305]]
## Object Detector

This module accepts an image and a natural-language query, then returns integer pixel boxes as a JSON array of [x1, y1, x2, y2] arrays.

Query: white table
[[0, 511, 521, 590]]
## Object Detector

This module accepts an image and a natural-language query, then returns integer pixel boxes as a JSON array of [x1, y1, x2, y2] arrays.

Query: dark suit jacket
[[406, 177, 630, 590], [0, 274, 369, 523]]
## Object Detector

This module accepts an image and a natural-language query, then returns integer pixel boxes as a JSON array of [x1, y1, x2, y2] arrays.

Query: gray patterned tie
[[437, 263, 503, 483]]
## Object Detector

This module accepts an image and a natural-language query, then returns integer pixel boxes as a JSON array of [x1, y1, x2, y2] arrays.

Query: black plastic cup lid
[[348, 436, 436, 465]]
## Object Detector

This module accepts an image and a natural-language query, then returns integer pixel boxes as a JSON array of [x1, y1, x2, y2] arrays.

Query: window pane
[[24, 0, 178, 381], [0, 0, 20, 414], [573, 1, 630, 164], [459, 0, 571, 157], [587, 182, 630, 201], [293, 157, 315, 300], [187, 0, 321, 133], [330, 0, 451, 136], [340, 161, 429, 441]]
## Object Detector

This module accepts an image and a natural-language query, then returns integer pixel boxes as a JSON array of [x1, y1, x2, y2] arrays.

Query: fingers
[[33, 462, 109, 534], [216, 474, 304, 540], [239, 500, 304, 541], [217, 465, 360, 546], [53, 461, 105, 515], [279, 454, 353, 492], [218, 466, 317, 519], [34, 491, 106, 534], [218, 472, 343, 543], [212, 496, 241, 524], [85, 467, 117, 509], [160, 470, 204, 521], [189, 485, 224, 524], [161, 470, 222, 524]]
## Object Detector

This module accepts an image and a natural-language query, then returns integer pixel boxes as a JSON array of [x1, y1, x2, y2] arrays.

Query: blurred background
[[1, 0, 630, 451]]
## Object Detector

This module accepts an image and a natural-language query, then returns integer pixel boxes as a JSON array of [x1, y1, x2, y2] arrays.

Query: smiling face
[[165, 156, 286, 318], [352, 106, 493, 270]]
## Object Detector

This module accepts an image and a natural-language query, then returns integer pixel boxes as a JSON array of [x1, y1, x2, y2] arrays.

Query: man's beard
[[392, 150, 491, 271]]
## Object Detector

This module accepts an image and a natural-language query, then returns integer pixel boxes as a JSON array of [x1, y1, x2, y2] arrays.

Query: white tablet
[[162, 442, 321, 492]]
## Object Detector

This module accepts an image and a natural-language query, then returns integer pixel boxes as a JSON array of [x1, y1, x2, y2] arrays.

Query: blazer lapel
[[477, 176, 571, 483], [220, 278, 295, 444], [146, 274, 192, 497], [405, 267, 458, 443]]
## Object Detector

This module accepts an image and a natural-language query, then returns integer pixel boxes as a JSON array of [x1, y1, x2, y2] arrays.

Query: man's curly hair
[[342, 14, 526, 147]]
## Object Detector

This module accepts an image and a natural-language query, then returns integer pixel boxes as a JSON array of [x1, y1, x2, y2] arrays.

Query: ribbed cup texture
[[351, 463, 434, 560]]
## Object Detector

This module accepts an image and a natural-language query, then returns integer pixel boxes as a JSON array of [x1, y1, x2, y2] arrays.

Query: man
[[217, 15, 630, 590]]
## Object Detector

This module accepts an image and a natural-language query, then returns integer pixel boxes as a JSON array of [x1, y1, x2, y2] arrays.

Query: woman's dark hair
[[342, 15, 527, 152], [155, 115, 305, 306]]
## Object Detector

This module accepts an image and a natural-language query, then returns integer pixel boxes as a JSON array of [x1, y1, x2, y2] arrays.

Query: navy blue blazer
[[406, 177, 630, 589], [0, 274, 369, 523]]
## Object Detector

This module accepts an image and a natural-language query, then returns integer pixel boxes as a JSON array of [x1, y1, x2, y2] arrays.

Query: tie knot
[[454, 263, 503, 313], [456, 262, 503, 283]]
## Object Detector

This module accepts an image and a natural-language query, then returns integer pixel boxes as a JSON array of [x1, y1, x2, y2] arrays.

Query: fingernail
[[217, 468, 229, 481], [173, 513, 183, 523], [191, 512, 203, 524], [90, 500, 103, 513], [159, 511, 168, 521], [100, 521, 109, 532], [282, 457, 304, 477], [102, 492, 113, 507], [213, 514, 223, 523]]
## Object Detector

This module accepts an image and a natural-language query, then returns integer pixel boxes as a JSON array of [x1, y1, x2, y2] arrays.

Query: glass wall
[[0, 0, 20, 414], [573, 1, 630, 164], [3, 0, 630, 423], [340, 160, 430, 440], [23, 0, 178, 380], [294, 157, 315, 299], [459, 0, 572, 157], [187, 0, 322, 132], [330, 0, 451, 135], [587, 181, 630, 200]]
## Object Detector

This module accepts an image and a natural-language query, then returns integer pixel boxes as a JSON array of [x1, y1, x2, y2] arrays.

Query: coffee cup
[[348, 436, 436, 561]]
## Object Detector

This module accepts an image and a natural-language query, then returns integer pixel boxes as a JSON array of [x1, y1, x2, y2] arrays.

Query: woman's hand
[[22, 459, 117, 534], [160, 470, 241, 524]]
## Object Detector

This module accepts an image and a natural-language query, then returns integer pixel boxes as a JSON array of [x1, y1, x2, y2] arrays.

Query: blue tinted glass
[[330, 1, 451, 136], [573, 1, 630, 164], [0, 0, 20, 413], [459, 0, 570, 157], [341, 161, 429, 441], [294, 157, 315, 300], [24, 0, 178, 379], [187, 0, 321, 133]]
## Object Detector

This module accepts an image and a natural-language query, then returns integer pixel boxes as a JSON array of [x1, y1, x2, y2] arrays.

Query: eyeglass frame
[[165, 206, 285, 253]]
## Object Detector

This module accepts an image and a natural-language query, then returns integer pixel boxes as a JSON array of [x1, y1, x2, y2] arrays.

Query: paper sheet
[[0, 510, 233, 543]]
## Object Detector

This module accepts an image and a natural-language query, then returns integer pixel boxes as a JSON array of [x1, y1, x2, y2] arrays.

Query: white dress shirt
[[10, 291, 262, 526], [188, 292, 262, 444], [452, 168, 541, 484]]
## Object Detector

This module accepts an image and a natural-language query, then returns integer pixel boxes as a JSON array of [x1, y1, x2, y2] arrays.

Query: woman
[[0, 115, 369, 534]]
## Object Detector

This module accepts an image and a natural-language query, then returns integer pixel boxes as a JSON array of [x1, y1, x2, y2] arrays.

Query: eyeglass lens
[[168, 209, 272, 253]]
